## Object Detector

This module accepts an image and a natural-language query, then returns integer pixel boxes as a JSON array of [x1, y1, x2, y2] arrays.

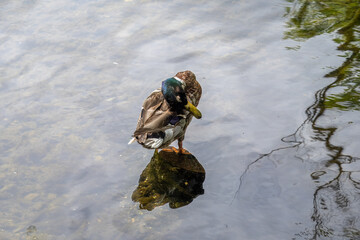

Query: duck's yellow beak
[[185, 102, 202, 119]]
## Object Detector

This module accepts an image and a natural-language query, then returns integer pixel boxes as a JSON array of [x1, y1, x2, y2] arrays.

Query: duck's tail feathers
[[128, 137, 136, 145]]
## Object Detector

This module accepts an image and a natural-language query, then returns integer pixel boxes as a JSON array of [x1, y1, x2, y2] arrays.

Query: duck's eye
[[175, 95, 182, 102]]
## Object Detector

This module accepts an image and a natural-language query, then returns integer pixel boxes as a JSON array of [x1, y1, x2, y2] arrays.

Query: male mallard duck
[[129, 70, 202, 154]]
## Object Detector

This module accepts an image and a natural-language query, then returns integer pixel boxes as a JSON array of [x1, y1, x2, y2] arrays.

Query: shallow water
[[1, 0, 360, 239]]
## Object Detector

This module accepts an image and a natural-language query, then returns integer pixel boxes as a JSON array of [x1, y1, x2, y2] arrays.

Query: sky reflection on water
[[0, 0, 360, 239]]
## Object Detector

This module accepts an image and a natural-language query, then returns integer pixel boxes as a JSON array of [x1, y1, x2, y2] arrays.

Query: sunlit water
[[1, 0, 360, 239]]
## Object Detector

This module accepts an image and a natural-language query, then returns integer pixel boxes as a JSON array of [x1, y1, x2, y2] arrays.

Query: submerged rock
[[132, 150, 205, 211]]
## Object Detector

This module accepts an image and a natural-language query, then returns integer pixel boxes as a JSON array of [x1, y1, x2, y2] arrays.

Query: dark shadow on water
[[132, 150, 205, 211]]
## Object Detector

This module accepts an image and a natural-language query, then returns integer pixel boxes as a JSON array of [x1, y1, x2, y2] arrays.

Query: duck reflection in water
[[132, 149, 205, 211]]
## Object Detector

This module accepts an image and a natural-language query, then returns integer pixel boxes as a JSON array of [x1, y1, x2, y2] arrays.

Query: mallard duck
[[128, 70, 202, 154]]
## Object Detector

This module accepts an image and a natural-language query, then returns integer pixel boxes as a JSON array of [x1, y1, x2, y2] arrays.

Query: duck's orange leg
[[178, 140, 190, 154]]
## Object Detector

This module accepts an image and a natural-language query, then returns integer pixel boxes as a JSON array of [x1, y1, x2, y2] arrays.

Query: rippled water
[[1, 0, 360, 239]]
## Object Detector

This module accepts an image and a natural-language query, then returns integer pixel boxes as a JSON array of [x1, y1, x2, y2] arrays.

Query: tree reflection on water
[[284, 1, 360, 239]]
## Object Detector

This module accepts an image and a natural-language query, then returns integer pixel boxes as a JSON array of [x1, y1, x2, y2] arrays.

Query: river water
[[1, 0, 360, 239]]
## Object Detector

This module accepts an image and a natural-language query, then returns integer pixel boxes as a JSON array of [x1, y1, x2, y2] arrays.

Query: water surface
[[1, 0, 360, 239]]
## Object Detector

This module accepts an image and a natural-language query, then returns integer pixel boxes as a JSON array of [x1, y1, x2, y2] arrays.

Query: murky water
[[1, 0, 360, 239]]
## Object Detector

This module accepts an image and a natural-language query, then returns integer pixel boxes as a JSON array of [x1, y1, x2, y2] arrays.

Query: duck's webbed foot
[[161, 146, 178, 152], [160, 140, 190, 155]]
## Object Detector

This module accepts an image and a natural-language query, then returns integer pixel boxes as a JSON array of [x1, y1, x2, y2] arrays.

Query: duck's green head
[[162, 77, 202, 119]]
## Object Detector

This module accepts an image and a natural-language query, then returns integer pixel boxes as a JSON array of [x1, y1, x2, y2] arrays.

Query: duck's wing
[[133, 90, 173, 136]]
